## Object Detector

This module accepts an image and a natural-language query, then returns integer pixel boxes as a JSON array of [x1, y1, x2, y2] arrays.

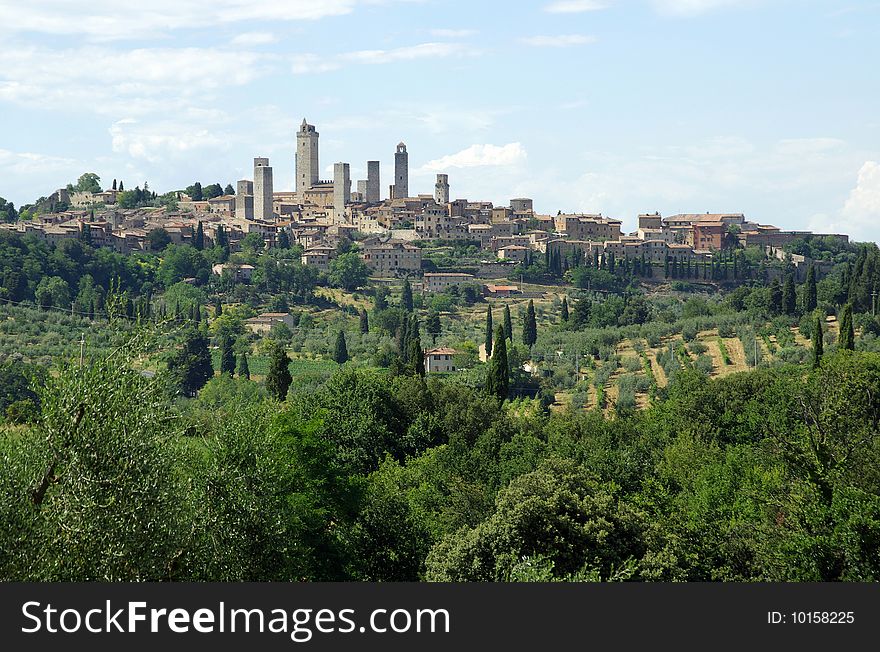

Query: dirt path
[[724, 337, 751, 372]]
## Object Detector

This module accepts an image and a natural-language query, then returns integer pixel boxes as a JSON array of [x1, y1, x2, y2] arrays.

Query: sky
[[0, 0, 879, 240]]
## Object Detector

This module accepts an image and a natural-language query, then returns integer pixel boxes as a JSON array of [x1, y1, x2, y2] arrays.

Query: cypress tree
[[375, 287, 389, 311], [503, 304, 513, 341], [804, 264, 818, 313], [840, 304, 855, 351], [523, 299, 537, 347], [220, 334, 236, 375], [812, 314, 824, 369], [782, 274, 796, 315], [485, 306, 494, 358], [426, 310, 441, 344], [237, 351, 250, 380], [359, 308, 369, 334], [664, 255, 670, 279], [265, 342, 292, 401], [277, 229, 290, 249], [486, 324, 509, 400], [333, 330, 349, 364], [407, 332, 425, 377], [214, 297, 222, 317], [194, 221, 204, 250], [769, 279, 783, 315], [401, 278, 414, 312], [561, 297, 569, 322]]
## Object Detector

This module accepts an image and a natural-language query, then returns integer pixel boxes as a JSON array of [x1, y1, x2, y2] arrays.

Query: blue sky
[[1, 0, 879, 239]]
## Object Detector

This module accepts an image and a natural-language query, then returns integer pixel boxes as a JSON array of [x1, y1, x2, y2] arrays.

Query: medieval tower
[[296, 119, 319, 193], [253, 157, 273, 221], [435, 173, 449, 205], [393, 142, 409, 199]]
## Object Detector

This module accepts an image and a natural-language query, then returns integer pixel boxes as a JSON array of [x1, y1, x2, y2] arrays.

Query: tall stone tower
[[235, 180, 254, 221], [393, 142, 408, 199], [333, 162, 351, 220], [435, 174, 449, 205], [296, 119, 319, 193], [366, 161, 380, 204], [253, 157, 273, 221]]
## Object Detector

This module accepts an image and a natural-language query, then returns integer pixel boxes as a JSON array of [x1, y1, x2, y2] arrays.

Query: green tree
[[219, 334, 236, 376], [167, 328, 214, 397], [224, 183, 235, 195], [804, 264, 818, 313], [812, 313, 824, 369], [839, 304, 855, 351], [782, 274, 796, 315], [277, 229, 290, 249], [486, 324, 509, 400], [328, 252, 370, 291], [522, 299, 537, 347], [73, 172, 102, 193], [2, 356, 197, 580], [194, 222, 205, 250], [333, 330, 349, 364], [426, 310, 441, 344], [147, 228, 172, 252], [425, 458, 646, 581], [237, 351, 250, 380], [35, 276, 71, 309], [769, 279, 783, 315], [485, 306, 494, 358], [265, 342, 292, 401], [503, 304, 513, 341], [360, 308, 370, 334], [187, 182, 204, 201], [401, 278, 414, 312], [561, 297, 569, 322]]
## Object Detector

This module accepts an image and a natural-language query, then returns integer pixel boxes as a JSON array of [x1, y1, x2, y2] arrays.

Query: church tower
[[296, 119, 319, 193]]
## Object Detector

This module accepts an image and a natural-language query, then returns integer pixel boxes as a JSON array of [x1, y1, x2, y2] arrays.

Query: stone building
[[425, 348, 457, 374], [360, 239, 421, 275], [423, 272, 474, 293]]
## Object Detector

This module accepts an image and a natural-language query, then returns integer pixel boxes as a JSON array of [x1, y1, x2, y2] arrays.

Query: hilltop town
[[0, 118, 849, 288]]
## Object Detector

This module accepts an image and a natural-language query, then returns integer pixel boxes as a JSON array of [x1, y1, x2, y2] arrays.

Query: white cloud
[[830, 161, 880, 241], [343, 42, 474, 64], [429, 29, 478, 38], [230, 32, 278, 47], [544, 0, 608, 13], [520, 34, 596, 47], [292, 42, 480, 74], [421, 143, 527, 171], [651, 0, 758, 16], [0, 46, 270, 115], [0, 1, 390, 41], [109, 118, 229, 163]]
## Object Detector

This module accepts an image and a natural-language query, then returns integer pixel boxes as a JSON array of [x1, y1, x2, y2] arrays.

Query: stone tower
[[253, 157, 273, 221], [393, 142, 408, 199], [366, 161, 380, 204], [435, 173, 449, 205], [296, 119, 319, 193], [333, 162, 351, 220], [235, 180, 254, 221]]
